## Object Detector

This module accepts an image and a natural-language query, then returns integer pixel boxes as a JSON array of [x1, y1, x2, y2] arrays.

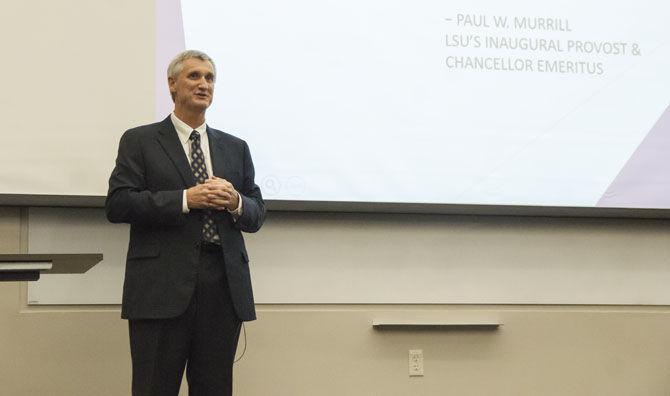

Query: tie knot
[[189, 130, 200, 141]]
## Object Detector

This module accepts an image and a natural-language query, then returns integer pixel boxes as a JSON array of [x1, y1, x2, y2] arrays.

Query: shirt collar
[[170, 112, 207, 145]]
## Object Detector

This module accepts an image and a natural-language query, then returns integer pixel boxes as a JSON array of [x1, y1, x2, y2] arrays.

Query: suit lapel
[[156, 116, 196, 187], [207, 127, 234, 182]]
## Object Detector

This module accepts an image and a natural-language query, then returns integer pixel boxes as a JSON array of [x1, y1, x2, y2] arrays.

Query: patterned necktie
[[189, 130, 220, 244]]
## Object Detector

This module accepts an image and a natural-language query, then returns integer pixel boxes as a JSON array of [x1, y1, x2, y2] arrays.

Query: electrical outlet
[[408, 349, 424, 377]]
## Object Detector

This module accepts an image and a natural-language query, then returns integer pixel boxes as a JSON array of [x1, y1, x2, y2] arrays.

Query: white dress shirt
[[170, 113, 243, 217]]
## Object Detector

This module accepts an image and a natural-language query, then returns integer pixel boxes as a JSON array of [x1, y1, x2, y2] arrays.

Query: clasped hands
[[186, 176, 239, 211]]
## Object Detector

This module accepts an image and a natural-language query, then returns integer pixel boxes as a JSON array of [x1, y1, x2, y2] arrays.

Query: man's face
[[169, 58, 215, 112]]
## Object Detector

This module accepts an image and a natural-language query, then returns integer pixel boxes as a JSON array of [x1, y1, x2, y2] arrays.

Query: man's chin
[[188, 101, 211, 111]]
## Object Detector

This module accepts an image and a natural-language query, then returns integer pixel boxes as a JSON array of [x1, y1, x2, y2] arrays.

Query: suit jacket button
[[195, 241, 201, 249]]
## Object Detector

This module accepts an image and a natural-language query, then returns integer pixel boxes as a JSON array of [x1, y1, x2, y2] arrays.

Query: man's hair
[[167, 50, 217, 101]]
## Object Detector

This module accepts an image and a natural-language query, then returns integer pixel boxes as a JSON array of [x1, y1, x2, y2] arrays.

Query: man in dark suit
[[106, 50, 265, 396]]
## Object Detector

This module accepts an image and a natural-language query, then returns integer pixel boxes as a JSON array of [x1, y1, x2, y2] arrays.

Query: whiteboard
[[27, 207, 670, 305], [27, 208, 128, 305]]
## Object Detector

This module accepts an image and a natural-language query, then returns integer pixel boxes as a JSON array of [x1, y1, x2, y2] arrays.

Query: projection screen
[[2, 0, 669, 212]]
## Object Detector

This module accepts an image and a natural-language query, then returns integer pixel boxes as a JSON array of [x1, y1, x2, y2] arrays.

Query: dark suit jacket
[[105, 116, 265, 321]]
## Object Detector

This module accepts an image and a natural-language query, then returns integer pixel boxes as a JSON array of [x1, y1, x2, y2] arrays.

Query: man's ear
[[168, 77, 176, 101]]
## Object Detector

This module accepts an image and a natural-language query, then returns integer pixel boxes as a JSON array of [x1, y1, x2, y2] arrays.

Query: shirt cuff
[[227, 192, 243, 219], [182, 190, 190, 213]]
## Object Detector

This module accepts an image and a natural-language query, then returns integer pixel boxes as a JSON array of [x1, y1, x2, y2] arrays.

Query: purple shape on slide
[[155, 0, 186, 120], [598, 104, 670, 208]]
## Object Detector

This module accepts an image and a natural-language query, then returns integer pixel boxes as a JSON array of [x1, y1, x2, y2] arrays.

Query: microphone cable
[[234, 322, 247, 363]]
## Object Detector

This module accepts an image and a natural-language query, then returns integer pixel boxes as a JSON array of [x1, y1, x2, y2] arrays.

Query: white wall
[[3, 208, 670, 395]]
